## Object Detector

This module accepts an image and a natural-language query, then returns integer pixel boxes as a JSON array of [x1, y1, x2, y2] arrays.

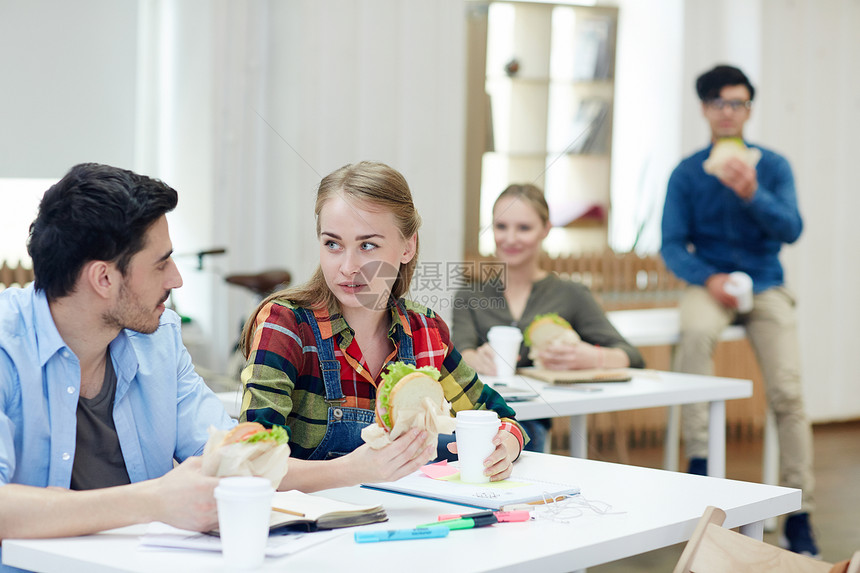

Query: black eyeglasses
[[706, 98, 752, 111]]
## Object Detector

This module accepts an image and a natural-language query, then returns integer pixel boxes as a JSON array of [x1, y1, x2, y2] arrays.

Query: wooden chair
[[674, 506, 860, 573]]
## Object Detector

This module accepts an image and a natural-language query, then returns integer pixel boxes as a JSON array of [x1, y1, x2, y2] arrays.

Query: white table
[[606, 307, 779, 515], [495, 370, 751, 479], [2, 452, 800, 573], [217, 370, 752, 480]]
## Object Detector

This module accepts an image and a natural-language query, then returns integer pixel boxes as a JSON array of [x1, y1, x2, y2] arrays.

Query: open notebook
[[267, 490, 388, 531], [211, 490, 387, 535], [363, 463, 580, 510]]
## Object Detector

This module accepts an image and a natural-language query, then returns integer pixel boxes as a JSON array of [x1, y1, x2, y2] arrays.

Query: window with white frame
[[0, 179, 55, 267]]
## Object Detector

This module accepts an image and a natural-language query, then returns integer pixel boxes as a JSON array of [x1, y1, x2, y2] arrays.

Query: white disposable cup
[[487, 326, 523, 379], [214, 476, 274, 570], [456, 410, 501, 483], [724, 271, 754, 313]]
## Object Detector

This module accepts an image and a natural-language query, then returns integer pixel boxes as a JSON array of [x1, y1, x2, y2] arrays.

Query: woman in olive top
[[452, 184, 644, 452]]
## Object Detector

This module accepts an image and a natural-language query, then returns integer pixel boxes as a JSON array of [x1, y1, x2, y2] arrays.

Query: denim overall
[[295, 307, 416, 460]]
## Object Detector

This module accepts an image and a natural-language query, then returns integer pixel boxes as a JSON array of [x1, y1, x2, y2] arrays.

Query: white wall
[[607, 0, 684, 254], [135, 0, 220, 368], [230, 0, 467, 327], [0, 0, 466, 372], [196, 0, 467, 367], [758, 0, 860, 422], [2, 0, 858, 421], [680, 0, 860, 421], [0, 0, 138, 177]]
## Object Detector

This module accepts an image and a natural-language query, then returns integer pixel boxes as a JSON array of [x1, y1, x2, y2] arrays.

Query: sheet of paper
[[139, 522, 345, 557], [420, 460, 459, 479]]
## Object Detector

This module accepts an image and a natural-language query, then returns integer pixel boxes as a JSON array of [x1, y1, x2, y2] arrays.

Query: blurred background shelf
[[465, 1, 619, 258]]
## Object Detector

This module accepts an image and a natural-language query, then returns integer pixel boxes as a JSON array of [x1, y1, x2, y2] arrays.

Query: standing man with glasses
[[661, 65, 819, 557]]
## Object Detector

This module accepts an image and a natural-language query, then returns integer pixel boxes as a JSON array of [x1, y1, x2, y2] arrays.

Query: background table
[[218, 370, 752, 479], [607, 307, 779, 531], [492, 370, 751, 479], [2, 452, 800, 573]]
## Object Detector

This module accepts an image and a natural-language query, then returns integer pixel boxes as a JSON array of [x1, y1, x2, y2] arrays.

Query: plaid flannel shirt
[[241, 298, 526, 458]]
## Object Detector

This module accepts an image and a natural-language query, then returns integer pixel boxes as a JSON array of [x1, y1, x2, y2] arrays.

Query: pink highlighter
[[437, 510, 531, 523]]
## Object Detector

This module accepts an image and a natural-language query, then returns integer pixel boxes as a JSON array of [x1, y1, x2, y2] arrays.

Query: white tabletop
[[485, 370, 751, 421], [2, 452, 800, 573]]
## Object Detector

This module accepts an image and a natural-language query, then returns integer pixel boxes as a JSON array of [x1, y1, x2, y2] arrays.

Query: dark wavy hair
[[27, 163, 178, 300], [696, 65, 755, 102]]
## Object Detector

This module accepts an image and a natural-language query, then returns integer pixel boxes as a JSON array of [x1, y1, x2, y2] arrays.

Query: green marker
[[417, 514, 498, 530]]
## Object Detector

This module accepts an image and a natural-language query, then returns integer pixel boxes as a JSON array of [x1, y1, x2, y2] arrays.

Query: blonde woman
[[240, 162, 526, 492], [452, 184, 644, 451]]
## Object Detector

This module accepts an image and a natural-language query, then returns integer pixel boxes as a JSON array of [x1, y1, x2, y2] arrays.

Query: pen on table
[[354, 526, 449, 543], [501, 495, 569, 511], [436, 510, 531, 523], [272, 507, 305, 517], [417, 515, 498, 530]]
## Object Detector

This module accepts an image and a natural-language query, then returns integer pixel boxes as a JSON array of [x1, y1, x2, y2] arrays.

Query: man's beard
[[103, 286, 169, 335]]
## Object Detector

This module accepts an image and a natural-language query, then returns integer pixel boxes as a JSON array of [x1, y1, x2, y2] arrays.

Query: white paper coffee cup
[[724, 271, 754, 313], [487, 326, 523, 378], [214, 476, 274, 569], [456, 410, 500, 483]]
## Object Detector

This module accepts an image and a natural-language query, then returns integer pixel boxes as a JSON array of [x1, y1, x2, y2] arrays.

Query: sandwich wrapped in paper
[[201, 422, 291, 489], [524, 313, 580, 369], [702, 137, 762, 180], [361, 363, 457, 450]]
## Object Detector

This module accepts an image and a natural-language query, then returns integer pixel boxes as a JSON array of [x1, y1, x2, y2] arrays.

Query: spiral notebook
[[363, 463, 580, 510]]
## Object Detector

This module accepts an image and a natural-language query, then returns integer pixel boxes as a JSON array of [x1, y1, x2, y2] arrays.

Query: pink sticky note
[[420, 461, 459, 479]]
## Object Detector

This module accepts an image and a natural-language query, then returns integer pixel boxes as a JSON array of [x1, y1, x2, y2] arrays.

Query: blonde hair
[[493, 183, 550, 227], [241, 161, 421, 356]]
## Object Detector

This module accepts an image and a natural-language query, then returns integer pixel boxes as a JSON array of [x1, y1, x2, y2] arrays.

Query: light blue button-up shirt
[[0, 284, 235, 492]]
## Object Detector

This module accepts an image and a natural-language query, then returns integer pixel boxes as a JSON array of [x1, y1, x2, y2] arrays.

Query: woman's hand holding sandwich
[[537, 342, 630, 371], [345, 429, 436, 484]]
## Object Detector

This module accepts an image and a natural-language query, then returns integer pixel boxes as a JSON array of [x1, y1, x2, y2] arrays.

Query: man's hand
[[150, 457, 222, 532], [718, 157, 758, 200], [706, 274, 738, 309]]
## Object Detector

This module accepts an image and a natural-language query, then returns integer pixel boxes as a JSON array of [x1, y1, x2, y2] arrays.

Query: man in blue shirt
[[0, 163, 235, 569], [661, 65, 818, 557]]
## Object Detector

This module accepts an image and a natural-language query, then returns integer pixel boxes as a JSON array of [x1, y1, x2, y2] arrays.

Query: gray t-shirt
[[451, 273, 644, 368], [70, 354, 131, 490]]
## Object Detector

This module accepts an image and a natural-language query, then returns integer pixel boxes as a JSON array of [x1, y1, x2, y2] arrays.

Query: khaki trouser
[[674, 285, 815, 511]]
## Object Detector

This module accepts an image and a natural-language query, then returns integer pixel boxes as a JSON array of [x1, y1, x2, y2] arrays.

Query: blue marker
[[354, 526, 449, 543]]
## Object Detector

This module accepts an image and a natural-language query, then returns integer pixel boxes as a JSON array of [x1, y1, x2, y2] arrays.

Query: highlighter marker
[[354, 526, 449, 543], [492, 510, 531, 523], [437, 510, 494, 521], [437, 510, 530, 523], [418, 515, 498, 530]]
